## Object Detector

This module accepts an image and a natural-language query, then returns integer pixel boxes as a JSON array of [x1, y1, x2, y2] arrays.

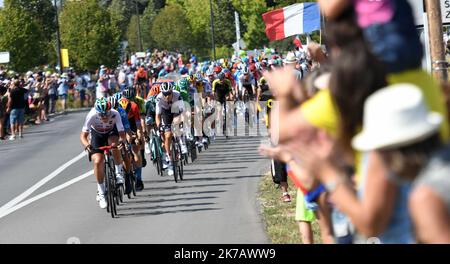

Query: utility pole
[[235, 11, 241, 54], [54, 0, 63, 73], [135, 0, 143, 52], [209, 0, 217, 62], [425, 0, 448, 82]]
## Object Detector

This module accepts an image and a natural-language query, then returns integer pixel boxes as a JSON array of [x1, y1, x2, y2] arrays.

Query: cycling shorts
[[160, 108, 174, 133], [243, 84, 254, 98], [90, 126, 119, 156]]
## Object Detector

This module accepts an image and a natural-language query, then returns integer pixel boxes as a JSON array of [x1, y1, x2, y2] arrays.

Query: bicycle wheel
[[106, 162, 116, 218], [130, 168, 137, 197], [118, 184, 124, 203], [152, 138, 161, 175], [190, 140, 197, 163], [171, 139, 179, 183], [104, 163, 110, 214], [177, 143, 184, 181]]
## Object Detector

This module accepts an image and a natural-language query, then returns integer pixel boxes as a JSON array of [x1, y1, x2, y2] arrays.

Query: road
[[0, 110, 270, 244]]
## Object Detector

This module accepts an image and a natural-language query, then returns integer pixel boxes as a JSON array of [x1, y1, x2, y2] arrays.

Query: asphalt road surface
[[0, 110, 270, 244]]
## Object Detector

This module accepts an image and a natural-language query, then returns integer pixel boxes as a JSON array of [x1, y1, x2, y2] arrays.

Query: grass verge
[[258, 172, 322, 244]]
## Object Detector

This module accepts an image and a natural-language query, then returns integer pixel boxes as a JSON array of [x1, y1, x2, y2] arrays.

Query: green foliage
[[151, 3, 191, 52], [109, 0, 134, 39], [0, 4, 46, 72], [232, 0, 268, 49], [59, 0, 121, 71], [141, 0, 157, 50], [126, 15, 140, 52]]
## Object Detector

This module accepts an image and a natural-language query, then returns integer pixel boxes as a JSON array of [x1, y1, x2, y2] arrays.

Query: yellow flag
[[61, 49, 69, 68]]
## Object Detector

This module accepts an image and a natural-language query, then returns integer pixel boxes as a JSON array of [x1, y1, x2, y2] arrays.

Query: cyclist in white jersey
[[80, 97, 127, 209]]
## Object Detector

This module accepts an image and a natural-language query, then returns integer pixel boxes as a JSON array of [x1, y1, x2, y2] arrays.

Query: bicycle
[[149, 126, 164, 177], [124, 137, 140, 198], [89, 145, 120, 218], [170, 134, 184, 183]]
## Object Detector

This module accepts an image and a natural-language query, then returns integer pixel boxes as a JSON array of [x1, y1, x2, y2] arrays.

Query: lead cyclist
[[80, 98, 127, 209]]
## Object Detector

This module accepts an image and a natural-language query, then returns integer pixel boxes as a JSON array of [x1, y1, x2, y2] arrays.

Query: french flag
[[262, 3, 321, 42]]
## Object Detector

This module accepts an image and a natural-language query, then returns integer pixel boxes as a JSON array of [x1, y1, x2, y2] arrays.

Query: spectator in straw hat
[[351, 84, 450, 243]]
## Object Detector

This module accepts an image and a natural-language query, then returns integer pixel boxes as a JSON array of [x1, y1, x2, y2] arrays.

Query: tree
[[6, 0, 56, 41], [109, 0, 134, 39], [232, 0, 268, 49], [2, 0, 57, 67], [59, 0, 121, 71], [0, 4, 46, 72], [151, 3, 191, 52], [126, 14, 140, 52], [140, 0, 157, 50], [214, 0, 237, 46]]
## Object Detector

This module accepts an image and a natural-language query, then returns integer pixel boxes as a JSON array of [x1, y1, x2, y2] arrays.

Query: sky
[[0, 0, 3, 8]]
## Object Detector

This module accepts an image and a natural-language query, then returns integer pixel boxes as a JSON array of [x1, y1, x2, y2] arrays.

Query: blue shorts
[[10, 108, 25, 125], [59, 94, 68, 100]]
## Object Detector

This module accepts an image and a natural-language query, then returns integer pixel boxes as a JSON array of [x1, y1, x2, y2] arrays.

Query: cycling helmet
[[242, 66, 250, 75], [205, 69, 214, 77], [110, 92, 122, 109], [218, 72, 225, 81], [118, 98, 131, 112], [178, 78, 189, 90], [195, 73, 202, 82], [160, 82, 174, 94], [187, 74, 196, 83], [95, 97, 111, 115], [122, 88, 135, 99], [213, 66, 222, 74]]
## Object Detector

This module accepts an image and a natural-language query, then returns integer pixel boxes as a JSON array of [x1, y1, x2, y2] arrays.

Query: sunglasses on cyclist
[[162, 91, 172, 97], [98, 112, 108, 118]]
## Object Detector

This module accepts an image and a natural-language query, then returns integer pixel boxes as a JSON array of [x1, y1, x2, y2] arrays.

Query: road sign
[[61, 49, 69, 68], [136, 52, 146, 58], [409, 0, 450, 26], [0, 52, 9, 63]]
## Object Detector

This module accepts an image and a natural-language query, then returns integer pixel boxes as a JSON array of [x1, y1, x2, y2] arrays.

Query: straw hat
[[352, 84, 443, 151]]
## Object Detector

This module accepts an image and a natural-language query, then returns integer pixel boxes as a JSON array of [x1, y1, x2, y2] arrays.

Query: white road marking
[[0, 170, 93, 219], [0, 152, 86, 214]]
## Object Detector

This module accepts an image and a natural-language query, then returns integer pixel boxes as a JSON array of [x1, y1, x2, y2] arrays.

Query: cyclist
[[212, 73, 234, 136], [80, 98, 127, 209], [134, 64, 148, 97], [109, 93, 135, 195], [238, 66, 256, 102], [123, 88, 148, 169], [118, 96, 145, 191], [155, 82, 184, 176]]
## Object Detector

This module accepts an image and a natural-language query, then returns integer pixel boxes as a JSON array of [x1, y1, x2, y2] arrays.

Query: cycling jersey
[[117, 107, 131, 132], [156, 90, 183, 132], [212, 79, 232, 103], [155, 90, 182, 115], [174, 84, 191, 102], [82, 108, 124, 134], [238, 74, 256, 91], [135, 69, 148, 82], [127, 101, 142, 133], [132, 96, 146, 116]]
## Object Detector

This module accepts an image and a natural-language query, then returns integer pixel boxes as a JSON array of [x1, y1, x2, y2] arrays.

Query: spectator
[[58, 73, 69, 113], [0, 83, 8, 140], [47, 73, 58, 114], [96, 70, 109, 98], [351, 84, 450, 243], [7, 80, 27, 140], [31, 75, 45, 124]]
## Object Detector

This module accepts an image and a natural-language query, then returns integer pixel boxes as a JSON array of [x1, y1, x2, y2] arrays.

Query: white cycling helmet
[[160, 82, 174, 94]]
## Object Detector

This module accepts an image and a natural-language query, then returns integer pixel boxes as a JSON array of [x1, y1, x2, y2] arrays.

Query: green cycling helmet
[[178, 78, 189, 91], [95, 97, 111, 115]]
